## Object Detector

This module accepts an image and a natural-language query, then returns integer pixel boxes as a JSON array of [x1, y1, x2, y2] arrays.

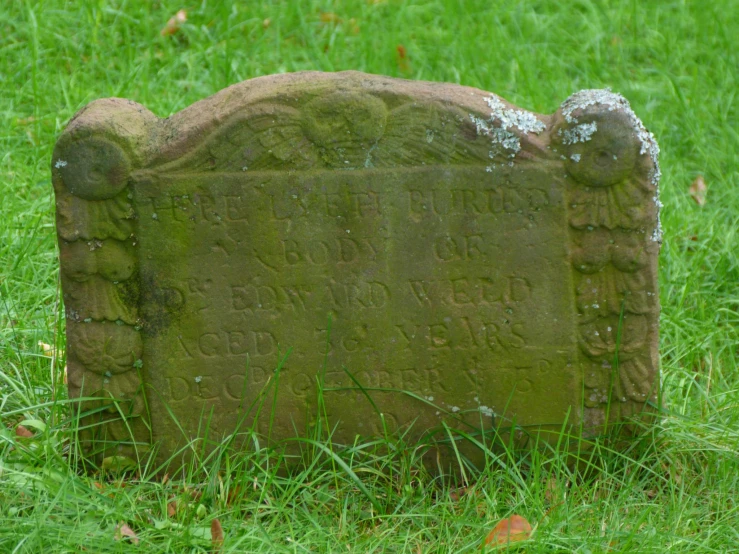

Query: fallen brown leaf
[[484, 515, 532, 548], [320, 12, 341, 24], [114, 522, 139, 546], [184, 485, 203, 501], [15, 424, 33, 438], [689, 175, 707, 206], [167, 500, 177, 518], [161, 9, 187, 37], [449, 486, 468, 502], [162, 473, 170, 486], [396, 44, 410, 73], [544, 476, 558, 503], [226, 485, 245, 506], [211, 518, 224, 552]]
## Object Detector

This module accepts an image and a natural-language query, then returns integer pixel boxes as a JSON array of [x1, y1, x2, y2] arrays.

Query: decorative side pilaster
[[554, 90, 662, 431], [52, 99, 156, 463]]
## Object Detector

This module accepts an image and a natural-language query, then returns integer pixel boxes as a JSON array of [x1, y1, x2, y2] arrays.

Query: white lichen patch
[[470, 95, 546, 158], [570, 153, 581, 162], [559, 121, 598, 145], [54, 159, 68, 168], [561, 88, 662, 243], [479, 405, 495, 417], [485, 96, 546, 135]]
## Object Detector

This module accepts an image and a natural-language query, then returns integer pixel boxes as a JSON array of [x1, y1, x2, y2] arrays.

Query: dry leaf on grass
[[449, 486, 468, 502], [15, 424, 33, 438], [689, 175, 707, 206], [37, 341, 61, 358], [115, 522, 139, 545], [211, 518, 224, 552], [320, 12, 341, 24], [484, 515, 532, 548], [161, 9, 187, 36], [167, 500, 177, 518], [396, 44, 410, 72], [38, 341, 67, 383]]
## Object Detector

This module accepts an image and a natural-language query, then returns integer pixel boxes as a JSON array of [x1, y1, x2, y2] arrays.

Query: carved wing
[[150, 104, 317, 172], [373, 102, 491, 167]]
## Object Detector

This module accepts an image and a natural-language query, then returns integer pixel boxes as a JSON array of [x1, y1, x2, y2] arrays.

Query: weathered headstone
[[52, 72, 661, 465]]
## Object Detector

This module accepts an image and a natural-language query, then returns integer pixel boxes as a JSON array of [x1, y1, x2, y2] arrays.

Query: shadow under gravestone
[[51, 71, 661, 471]]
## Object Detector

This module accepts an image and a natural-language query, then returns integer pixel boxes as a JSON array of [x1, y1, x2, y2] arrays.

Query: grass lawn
[[1, 0, 738, 551]]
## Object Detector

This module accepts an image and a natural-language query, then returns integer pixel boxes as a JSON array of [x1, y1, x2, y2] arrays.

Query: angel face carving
[[301, 92, 388, 167]]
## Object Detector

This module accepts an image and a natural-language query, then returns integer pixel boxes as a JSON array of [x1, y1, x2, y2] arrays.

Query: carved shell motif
[[67, 322, 142, 375]]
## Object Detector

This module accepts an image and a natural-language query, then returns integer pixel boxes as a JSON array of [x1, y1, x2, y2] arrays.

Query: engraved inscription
[[137, 164, 578, 446]]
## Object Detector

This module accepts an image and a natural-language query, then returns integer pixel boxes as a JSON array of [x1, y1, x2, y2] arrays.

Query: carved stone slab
[[52, 72, 661, 464]]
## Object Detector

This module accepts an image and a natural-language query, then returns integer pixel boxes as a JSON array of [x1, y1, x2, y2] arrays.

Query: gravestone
[[52, 72, 661, 466]]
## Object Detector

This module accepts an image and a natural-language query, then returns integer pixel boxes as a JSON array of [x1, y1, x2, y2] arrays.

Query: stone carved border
[[52, 73, 661, 460], [553, 90, 661, 431], [53, 99, 157, 461]]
